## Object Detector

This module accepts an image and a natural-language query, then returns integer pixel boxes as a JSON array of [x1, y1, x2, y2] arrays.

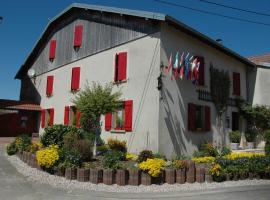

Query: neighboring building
[[15, 3, 255, 157]]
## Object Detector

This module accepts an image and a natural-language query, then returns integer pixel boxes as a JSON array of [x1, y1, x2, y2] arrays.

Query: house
[[15, 3, 255, 157]]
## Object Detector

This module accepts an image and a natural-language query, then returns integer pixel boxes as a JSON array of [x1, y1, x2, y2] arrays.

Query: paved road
[[0, 144, 270, 200]]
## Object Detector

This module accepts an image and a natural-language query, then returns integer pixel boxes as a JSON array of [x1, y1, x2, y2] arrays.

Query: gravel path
[[6, 153, 270, 194]]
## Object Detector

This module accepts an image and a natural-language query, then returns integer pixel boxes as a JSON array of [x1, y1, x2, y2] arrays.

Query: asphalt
[[0, 143, 270, 200]]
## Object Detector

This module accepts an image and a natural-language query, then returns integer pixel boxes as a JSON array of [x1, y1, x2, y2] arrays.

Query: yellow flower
[[210, 163, 222, 176], [224, 152, 265, 160], [192, 156, 215, 163], [36, 145, 59, 169], [126, 153, 138, 161], [139, 158, 166, 177]]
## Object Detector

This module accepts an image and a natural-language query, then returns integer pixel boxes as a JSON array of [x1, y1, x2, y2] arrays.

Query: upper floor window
[[49, 40, 57, 61], [73, 25, 83, 50], [188, 103, 210, 132], [114, 52, 127, 82], [71, 67, 81, 91], [41, 108, 54, 128], [233, 72, 240, 96], [46, 75, 54, 97]]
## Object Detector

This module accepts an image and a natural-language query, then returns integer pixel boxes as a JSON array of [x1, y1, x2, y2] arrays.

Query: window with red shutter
[[41, 109, 45, 128], [233, 72, 240, 96], [204, 106, 211, 131], [124, 100, 133, 132], [114, 52, 127, 82], [46, 76, 54, 96], [64, 106, 69, 125], [114, 54, 118, 82], [188, 103, 196, 131], [76, 111, 81, 128], [71, 67, 80, 91], [49, 40, 56, 60], [49, 108, 54, 126], [73, 25, 83, 48], [197, 56, 205, 86], [105, 113, 112, 131]]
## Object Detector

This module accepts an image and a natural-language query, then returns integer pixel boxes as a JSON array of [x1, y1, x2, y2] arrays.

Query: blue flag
[[184, 53, 190, 79]]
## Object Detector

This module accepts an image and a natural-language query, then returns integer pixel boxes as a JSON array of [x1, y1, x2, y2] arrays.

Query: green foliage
[[73, 139, 93, 161], [193, 142, 219, 158], [210, 65, 231, 116], [245, 131, 256, 142], [16, 134, 31, 152], [229, 131, 241, 143], [220, 147, 231, 157], [153, 153, 166, 160], [41, 125, 78, 147], [138, 150, 154, 163], [107, 138, 127, 153], [264, 130, 270, 156], [73, 82, 122, 132], [58, 147, 82, 168], [102, 151, 125, 169], [96, 145, 109, 156], [82, 162, 96, 169], [6, 141, 17, 155]]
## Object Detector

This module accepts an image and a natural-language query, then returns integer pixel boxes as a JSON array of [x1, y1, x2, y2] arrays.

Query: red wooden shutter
[[49, 108, 54, 126], [197, 56, 205, 86], [46, 76, 54, 96], [188, 103, 196, 131], [124, 100, 133, 132], [71, 67, 80, 90], [49, 40, 56, 60], [76, 111, 81, 128], [114, 54, 118, 82], [41, 109, 45, 128], [118, 52, 127, 81], [204, 106, 211, 131], [105, 113, 112, 131], [73, 25, 83, 48], [64, 106, 69, 125], [233, 72, 240, 96]]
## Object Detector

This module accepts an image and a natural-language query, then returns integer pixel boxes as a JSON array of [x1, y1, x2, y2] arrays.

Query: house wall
[[159, 23, 249, 157]]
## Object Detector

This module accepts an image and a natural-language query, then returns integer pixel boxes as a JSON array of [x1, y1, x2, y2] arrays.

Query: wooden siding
[[30, 11, 159, 75]]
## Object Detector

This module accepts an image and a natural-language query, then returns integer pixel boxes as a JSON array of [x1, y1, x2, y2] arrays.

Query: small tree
[[73, 82, 122, 155]]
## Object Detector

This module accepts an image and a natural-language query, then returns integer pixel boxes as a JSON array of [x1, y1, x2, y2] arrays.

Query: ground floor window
[[232, 112, 239, 131], [64, 106, 80, 127], [188, 103, 211, 132], [41, 108, 54, 128]]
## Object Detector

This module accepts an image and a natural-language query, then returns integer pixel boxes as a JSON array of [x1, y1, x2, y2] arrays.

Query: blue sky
[[0, 0, 269, 100]]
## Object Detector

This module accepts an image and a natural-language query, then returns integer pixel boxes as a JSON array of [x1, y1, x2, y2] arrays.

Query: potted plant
[[128, 166, 141, 186], [115, 164, 128, 186], [245, 132, 256, 149], [229, 131, 241, 150], [185, 160, 195, 183], [77, 162, 91, 182]]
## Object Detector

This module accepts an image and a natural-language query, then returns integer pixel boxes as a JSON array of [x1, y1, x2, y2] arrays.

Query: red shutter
[[204, 106, 211, 131], [105, 113, 112, 131], [188, 103, 196, 131], [49, 40, 56, 60], [233, 72, 240, 96], [73, 25, 83, 48], [114, 54, 118, 82], [124, 100, 133, 132], [41, 109, 45, 128], [118, 52, 127, 81], [71, 67, 80, 90], [197, 56, 205, 86], [64, 106, 69, 125], [46, 76, 54, 96], [49, 108, 54, 126], [76, 111, 81, 128]]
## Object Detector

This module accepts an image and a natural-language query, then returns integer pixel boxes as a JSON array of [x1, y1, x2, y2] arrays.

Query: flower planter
[[65, 168, 77, 180], [54, 169, 65, 177], [26, 152, 32, 166], [141, 171, 152, 185], [230, 143, 239, 150], [103, 169, 115, 185], [128, 169, 141, 186], [165, 169, 175, 184], [77, 169, 90, 182], [185, 160, 195, 183], [196, 167, 205, 183], [233, 174, 239, 181], [22, 151, 27, 162], [89, 169, 103, 184], [152, 171, 164, 185], [176, 168, 186, 184], [205, 170, 213, 183], [246, 142, 254, 149], [115, 169, 128, 186]]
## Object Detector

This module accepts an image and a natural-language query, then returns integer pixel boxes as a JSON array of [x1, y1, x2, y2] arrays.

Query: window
[[105, 100, 133, 132], [64, 106, 81, 127], [46, 75, 54, 97], [73, 25, 83, 49], [232, 112, 239, 131], [233, 72, 240, 96], [71, 67, 81, 91], [49, 40, 56, 61], [41, 108, 54, 128], [188, 103, 210, 131], [114, 52, 127, 82]]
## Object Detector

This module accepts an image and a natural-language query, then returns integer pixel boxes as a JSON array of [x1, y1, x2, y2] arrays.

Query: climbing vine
[[210, 64, 231, 116]]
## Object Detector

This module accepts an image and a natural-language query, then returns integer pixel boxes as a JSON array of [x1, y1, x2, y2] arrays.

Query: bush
[[15, 134, 31, 152], [36, 145, 59, 169], [201, 143, 219, 157], [107, 138, 127, 152], [28, 142, 42, 153], [41, 125, 78, 147], [73, 139, 92, 161], [58, 148, 82, 168], [138, 150, 154, 163], [264, 130, 270, 156], [97, 145, 109, 156], [220, 147, 231, 157], [245, 131, 256, 142], [139, 158, 166, 177], [172, 160, 186, 169], [153, 153, 166, 160], [102, 151, 125, 169], [6, 142, 17, 155], [192, 156, 215, 164], [229, 131, 241, 143], [63, 130, 80, 149]]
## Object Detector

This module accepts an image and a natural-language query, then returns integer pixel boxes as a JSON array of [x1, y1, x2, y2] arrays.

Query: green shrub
[[102, 151, 125, 169], [193, 142, 219, 158], [41, 125, 78, 147], [97, 145, 109, 156], [15, 134, 31, 152], [137, 150, 154, 163], [229, 131, 241, 143], [107, 138, 127, 152], [58, 147, 82, 168], [6, 142, 17, 155], [264, 130, 270, 156], [153, 153, 166, 160], [245, 131, 256, 142], [220, 147, 231, 157], [73, 139, 92, 161], [63, 130, 80, 149]]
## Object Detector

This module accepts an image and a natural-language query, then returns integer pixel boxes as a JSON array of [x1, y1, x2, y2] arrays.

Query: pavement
[[0, 141, 270, 200]]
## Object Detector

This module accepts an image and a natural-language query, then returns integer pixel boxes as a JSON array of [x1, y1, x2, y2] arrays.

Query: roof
[[15, 3, 254, 79], [248, 53, 270, 67], [0, 99, 41, 111]]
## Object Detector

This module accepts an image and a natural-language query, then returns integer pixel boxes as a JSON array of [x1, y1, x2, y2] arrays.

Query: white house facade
[[15, 3, 255, 157]]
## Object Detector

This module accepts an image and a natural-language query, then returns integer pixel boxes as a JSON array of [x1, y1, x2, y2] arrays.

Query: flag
[[184, 53, 190, 79], [166, 53, 173, 74], [191, 58, 198, 84], [194, 61, 200, 85], [173, 52, 179, 79], [179, 52, 184, 79]]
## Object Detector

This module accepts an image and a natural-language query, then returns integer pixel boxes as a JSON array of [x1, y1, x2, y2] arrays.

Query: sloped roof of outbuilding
[[15, 3, 254, 79]]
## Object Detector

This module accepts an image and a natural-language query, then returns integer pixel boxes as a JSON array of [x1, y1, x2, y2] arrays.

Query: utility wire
[[200, 0, 270, 17], [154, 0, 270, 27]]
